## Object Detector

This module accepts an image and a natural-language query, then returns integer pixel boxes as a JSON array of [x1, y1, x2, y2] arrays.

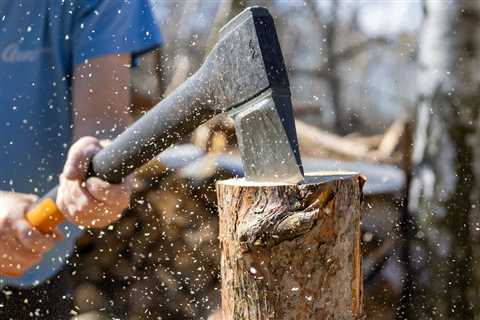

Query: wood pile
[[296, 118, 407, 164], [71, 158, 228, 319], [192, 115, 407, 164]]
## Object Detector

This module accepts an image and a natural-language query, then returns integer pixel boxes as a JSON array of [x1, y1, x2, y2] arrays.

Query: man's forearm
[[72, 54, 132, 141]]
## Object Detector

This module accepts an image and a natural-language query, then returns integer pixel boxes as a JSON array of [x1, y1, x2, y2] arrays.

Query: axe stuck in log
[[26, 6, 304, 234]]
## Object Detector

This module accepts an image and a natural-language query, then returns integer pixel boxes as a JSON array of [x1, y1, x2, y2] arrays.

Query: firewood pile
[[71, 115, 407, 319], [70, 156, 226, 319], [192, 114, 408, 164]]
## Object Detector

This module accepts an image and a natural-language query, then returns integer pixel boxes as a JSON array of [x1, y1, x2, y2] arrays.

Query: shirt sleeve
[[72, 0, 162, 66]]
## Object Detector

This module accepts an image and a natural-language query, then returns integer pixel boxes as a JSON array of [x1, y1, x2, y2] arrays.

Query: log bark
[[217, 172, 365, 319]]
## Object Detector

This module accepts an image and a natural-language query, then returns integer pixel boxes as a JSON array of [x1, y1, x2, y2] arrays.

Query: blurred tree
[[306, 0, 347, 135], [409, 1, 480, 318]]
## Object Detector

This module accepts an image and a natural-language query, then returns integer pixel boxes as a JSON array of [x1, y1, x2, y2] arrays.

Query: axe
[[26, 6, 304, 234]]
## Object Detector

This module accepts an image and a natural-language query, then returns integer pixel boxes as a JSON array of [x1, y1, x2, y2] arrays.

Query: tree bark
[[217, 173, 365, 319], [409, 1, 480, 318]]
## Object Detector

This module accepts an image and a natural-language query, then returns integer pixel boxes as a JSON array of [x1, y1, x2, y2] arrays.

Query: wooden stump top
[[217, 172, 365, 319], [217, 171, 361, 187]]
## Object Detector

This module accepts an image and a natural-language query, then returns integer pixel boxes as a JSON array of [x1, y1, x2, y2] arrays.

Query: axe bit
[[219, 7, 304, 183], [228, 90, 304, 183], [25, 6, 304, 235]]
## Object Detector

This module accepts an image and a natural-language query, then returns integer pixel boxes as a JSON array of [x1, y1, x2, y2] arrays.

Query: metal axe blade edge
[[229, 90, 304, 184]]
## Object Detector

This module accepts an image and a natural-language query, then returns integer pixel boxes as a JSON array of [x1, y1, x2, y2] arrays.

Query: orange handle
[[26, 197, 64, 233], [4, 198, 63, 277]]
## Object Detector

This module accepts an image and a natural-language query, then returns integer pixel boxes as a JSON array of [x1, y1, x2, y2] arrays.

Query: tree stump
[[217, 172, 365, 319]]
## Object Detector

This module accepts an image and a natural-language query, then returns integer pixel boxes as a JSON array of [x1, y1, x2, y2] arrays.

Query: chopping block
[[217, 172, 366, 320]]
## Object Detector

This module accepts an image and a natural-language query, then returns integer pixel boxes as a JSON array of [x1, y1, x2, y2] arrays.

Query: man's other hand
[[57, 136, 132, 228], [0, 192, 59, 276]]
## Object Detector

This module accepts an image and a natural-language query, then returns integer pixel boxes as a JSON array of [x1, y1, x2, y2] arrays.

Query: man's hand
[[0, 192, 59, 276], [57, 137, 133, 228]]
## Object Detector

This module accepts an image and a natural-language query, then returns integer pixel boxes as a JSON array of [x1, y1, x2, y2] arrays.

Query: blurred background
[[71, 1, 480, 319]]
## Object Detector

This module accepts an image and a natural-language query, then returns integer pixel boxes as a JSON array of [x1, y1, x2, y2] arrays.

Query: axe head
[[213, 7, 303, 183], [202, 7, 304, 183], [217, 7, 303, 183]]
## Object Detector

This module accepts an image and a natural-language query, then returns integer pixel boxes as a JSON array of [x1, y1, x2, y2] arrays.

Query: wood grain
[[217, 172, 365, 319]]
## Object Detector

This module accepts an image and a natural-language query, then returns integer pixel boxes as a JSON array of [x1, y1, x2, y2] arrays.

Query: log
[[295, 120, 371, 161], [217, 172, 365, 319]]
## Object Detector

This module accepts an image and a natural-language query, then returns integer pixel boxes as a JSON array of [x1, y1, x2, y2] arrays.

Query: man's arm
[[56, 54, 134, 228], [0, 55, 134, 276], [72, 54, 131, 140]]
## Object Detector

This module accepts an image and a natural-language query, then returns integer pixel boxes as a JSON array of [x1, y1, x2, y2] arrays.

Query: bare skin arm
[[72, 54, 131, 140], [57, 54, 134, 228], [0, 54, 135, 275], [0, 54, 133, 275]]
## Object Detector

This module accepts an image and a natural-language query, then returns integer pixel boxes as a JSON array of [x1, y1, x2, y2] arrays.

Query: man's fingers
[[0, 251, 40, 275], [14, 220, 56, 253], [2, 232, 43, 265], [0, 193, 38, 216], [50, 229, 65, 241], [85, 177, 131, 205], [58, 183, 93, 212], [0, 191, 59, 276], [85, 177, 111, 201], [14, 193, 38, 205], [57, 178, 101, 226], [98, 139, 111, 148], [0, 242, 42, 274], [63, 136, 102, 180], [56, 139, 133, 228]]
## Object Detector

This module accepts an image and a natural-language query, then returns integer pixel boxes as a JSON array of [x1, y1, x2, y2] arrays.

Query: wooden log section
[[217, 172, 366, 319]]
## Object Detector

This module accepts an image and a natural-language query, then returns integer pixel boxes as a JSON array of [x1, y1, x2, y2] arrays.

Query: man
[[0, 1, 162, 318]]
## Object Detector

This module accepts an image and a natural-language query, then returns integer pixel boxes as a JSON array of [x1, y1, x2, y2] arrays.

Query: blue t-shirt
[[0, 0, 162, 287]]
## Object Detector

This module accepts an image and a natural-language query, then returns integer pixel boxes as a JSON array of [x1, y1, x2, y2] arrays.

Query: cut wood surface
[[217, 172, 365, 319]]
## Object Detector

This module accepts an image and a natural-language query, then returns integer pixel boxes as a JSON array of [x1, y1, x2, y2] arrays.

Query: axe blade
[[230, 91, 304, 183]]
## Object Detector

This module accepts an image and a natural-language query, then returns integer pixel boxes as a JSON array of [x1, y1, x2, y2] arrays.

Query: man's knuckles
[[64, 136, 102, 179], [68, 136, 99, 157], [15, 223, 55, 252], [85, 178, 111, 201]]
